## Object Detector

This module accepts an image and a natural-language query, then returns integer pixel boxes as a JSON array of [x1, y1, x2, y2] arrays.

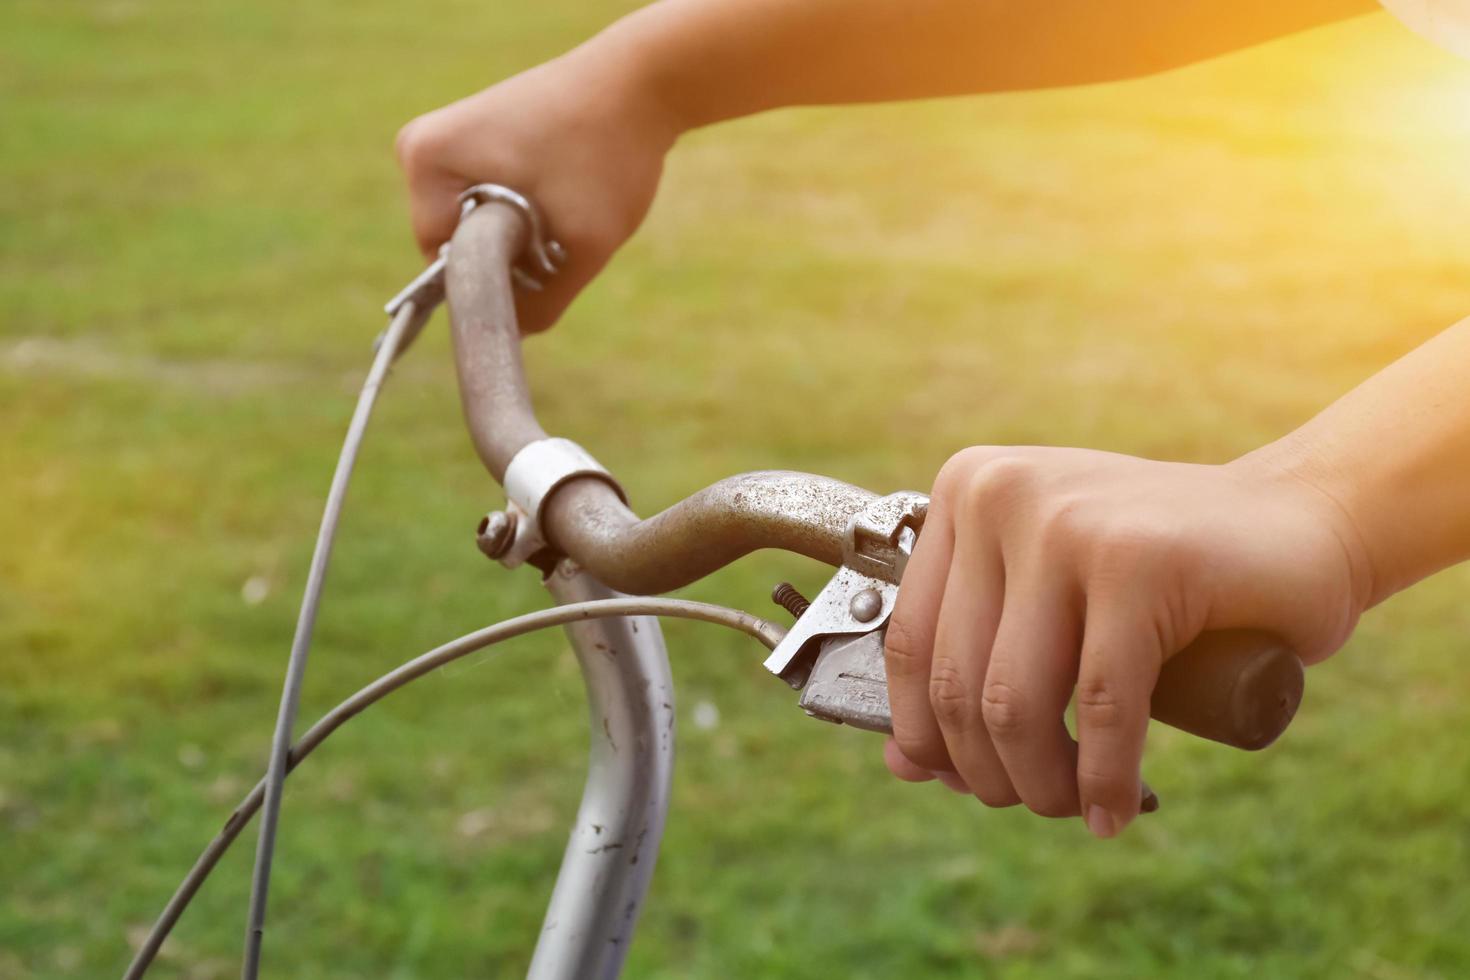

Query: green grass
[[5, 2, 1470, 977]]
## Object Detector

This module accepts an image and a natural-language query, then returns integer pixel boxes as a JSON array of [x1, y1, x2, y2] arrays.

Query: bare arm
[[1246, 318, 1470, 607], [395, 1, 1469, 839], [611, 0, 1378, 128], [396, 0, 1376, 330]]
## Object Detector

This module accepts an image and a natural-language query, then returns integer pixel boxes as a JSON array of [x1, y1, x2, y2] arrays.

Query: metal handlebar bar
[[445, 202, 879, 590], [444, 200, 1305, 753]]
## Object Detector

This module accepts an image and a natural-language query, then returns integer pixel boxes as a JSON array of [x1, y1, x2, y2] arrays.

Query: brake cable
[[237, 295, 434, 978], [126, 596, 784, 978], [234, 186, 677, 976]]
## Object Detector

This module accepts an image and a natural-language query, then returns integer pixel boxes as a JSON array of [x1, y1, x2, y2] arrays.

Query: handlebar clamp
[[457, 184, 566, 292], [492, 437, 628, 569]]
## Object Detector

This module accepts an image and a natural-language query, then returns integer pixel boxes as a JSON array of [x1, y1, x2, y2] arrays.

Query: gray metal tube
[[544, 471, 875, 595], [445, 205, 878, 594], [446, 204, 548, 481], [528, 560, 676, 980]]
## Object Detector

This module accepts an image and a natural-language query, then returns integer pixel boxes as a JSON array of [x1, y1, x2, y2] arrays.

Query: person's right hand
[[395, 45, 678, 333]]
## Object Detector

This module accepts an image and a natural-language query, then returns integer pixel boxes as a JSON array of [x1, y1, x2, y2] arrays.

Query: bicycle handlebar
[[445, 202, 1304, 752], [445, 204, 875, 590]]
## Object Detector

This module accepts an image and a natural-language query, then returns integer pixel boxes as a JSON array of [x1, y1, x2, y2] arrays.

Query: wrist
[[571, 11, 699, 146], [1229, 437, 1381, 613], [582, 2, 783, 136]]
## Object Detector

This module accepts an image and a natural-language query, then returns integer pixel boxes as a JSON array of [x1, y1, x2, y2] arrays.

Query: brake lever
[[763, 491, 927, 733], [797, 630, 894, 733]]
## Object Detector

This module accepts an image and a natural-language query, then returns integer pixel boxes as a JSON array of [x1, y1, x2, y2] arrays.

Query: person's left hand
[[881, 445, 1372, 838]]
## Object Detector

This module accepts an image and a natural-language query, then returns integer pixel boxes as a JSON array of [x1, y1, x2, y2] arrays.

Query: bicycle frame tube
[[528, 559, 675, 980]]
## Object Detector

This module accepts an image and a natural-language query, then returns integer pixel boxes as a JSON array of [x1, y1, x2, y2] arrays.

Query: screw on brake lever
[[763, 492, 927, 732]]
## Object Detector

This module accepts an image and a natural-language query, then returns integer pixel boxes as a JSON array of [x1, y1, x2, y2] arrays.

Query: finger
[[511, 245, 603, 335], [883, 740, 971, 794], [884, 494, 957, 774], [1074, 599, 1164, 839], [508, 205, 621, 334], [883, 738, 935, 782], [933, 770, 972, 794], [982, 565, 1084, 818], [930, 511, 1018, 808], [414, 186, 466, 260]]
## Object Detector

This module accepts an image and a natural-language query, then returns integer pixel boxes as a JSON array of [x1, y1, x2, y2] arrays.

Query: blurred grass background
[[4, 1, 1470, 977]]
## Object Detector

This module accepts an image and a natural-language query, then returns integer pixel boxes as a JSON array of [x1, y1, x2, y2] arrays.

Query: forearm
[[582, 0, 1376, 131], [1244, 318, 1470, 607]]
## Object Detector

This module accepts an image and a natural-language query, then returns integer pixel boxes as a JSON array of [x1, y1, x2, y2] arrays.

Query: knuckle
[[1036, 496, 1083, 549], [974, 786, 1022, 809], [927, 658, 975, 729], [933, 446, 1001, 499], [979, 680, 1030, 740], [1075, 677, 1129, 730], [961, 455, 1036, 515], [393, 121, 422, 168], [1026, 795, 1077, 820], [1076, 765, 1135, 808], [893, 731, 950, 773], [883, 618, 929, 675], [394, 117, 443, 174]]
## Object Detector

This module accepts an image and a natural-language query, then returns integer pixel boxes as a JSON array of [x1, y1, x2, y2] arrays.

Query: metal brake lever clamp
[[764, 491, 927, 732], [376, 184, 566, 360]]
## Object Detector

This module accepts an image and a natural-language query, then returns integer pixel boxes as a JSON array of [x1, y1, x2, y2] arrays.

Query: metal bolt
[[771, 582, 811, 620], [849, 588, 883, 623], [476, 510, 517, 560]]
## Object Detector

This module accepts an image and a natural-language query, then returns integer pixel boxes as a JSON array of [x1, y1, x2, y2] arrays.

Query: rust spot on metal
[[629, 826, 649, 866], [549, 471, 874, 594]]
